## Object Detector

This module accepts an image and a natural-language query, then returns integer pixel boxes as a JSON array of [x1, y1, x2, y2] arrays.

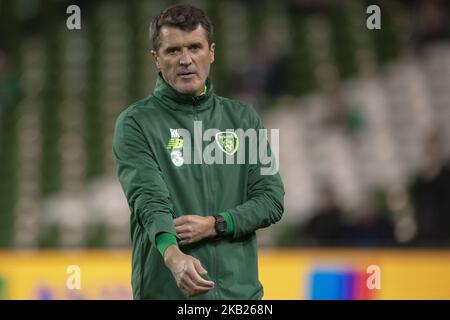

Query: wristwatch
[[213, 215, 227, 238]]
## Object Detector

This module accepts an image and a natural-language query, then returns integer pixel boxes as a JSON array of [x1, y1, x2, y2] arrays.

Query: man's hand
[[164, 245, 215, 297], [174, 215, 216, 245]]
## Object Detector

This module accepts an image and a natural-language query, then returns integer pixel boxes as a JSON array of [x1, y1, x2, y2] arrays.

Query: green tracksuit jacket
[[113, 74, 284, 300]]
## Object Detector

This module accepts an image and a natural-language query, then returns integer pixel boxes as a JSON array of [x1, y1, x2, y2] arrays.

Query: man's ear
[[150, 49, 160, 70], [209, 43, 215, 64]]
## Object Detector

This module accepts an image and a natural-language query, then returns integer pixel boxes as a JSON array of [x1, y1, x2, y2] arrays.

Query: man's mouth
[[178, 71, 197, 78]]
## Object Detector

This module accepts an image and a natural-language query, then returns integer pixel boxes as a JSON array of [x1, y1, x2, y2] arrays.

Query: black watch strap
[[213, 215, 227, 239]]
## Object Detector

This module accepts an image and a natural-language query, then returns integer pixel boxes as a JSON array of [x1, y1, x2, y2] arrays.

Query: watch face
[[215, 216, 227, 234], [217, 220, 227, 233]]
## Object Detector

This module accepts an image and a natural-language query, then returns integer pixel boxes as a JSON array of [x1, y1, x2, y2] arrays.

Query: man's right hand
[[164, 245, 215, 297]]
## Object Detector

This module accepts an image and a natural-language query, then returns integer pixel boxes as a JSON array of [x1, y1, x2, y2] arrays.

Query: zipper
[[191, 96, 201, 120], [191, 96, 219, 299], [210, 152, 219, 300]]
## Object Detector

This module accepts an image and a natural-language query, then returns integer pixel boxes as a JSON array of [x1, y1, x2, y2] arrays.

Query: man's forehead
[[159, 25, 208, 47]]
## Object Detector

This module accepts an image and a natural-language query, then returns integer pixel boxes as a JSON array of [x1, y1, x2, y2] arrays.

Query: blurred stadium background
[[1, 0, 450, 299]]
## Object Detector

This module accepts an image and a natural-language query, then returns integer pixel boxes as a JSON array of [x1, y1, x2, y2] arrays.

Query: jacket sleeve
[[226, 106, 285, 239], [112, 111, 177, 246]]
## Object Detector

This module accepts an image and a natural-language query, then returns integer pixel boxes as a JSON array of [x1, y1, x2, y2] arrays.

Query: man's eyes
[[167, 48, 180, 54], [166, 45, 202, 55]]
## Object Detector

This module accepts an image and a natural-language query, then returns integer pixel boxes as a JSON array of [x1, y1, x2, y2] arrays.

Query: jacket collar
[[152, 73, 214, 113]]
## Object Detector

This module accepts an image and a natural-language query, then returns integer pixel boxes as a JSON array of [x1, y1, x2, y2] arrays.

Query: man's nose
[[179, 49, 192, 66]]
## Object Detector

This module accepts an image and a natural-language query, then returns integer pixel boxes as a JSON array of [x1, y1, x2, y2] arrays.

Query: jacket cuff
[[146, 213, 178, 246], [219, 211, 235, 235], [156, 232, 178, 257]]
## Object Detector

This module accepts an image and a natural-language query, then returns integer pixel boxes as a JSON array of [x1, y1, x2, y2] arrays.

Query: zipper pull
[[191, 96, 201, 105]]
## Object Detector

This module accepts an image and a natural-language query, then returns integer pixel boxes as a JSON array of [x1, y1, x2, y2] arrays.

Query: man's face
[[151, 25, 215, 96]]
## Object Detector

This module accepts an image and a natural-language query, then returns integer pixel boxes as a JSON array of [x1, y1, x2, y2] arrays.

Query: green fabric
[[113, 73, 284, 300], [218, 211, 234, 235], [156, 232, 178, 257]]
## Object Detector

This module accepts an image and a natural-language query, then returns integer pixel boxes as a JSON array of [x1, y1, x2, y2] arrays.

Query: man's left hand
[[174, 215, 216, 245]]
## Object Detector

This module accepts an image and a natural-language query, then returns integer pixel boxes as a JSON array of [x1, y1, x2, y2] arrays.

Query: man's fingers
[[177, 231, 197, 245], [177, 232, 190, 240], [188, 272, 215, 290], [171, 255, 214, 297], [193, 259, 207, 275], [175, 225, 189, 234], [180, 277, 200, 297], [190, 260, 215, 288], [183, 272, 213, 291], [180, 269, 214, 297], [174, 216, 187, 227], [174, 215, 195, 227], [179, 238, 190, 245]]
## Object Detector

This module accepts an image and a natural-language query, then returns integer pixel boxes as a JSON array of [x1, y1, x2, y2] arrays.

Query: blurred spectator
[[409, 132, 450, 246], [413, 0, 450, 48], [232, 33, 289, 110], [0, 48, 21, 113], [348, 189, 396, 247], [323, 87, 366, 138], [301, 183, 349, 246]]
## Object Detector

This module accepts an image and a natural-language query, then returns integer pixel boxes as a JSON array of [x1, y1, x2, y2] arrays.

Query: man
[[113, 4, 284, 300], [410, 132, 450, 246]]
